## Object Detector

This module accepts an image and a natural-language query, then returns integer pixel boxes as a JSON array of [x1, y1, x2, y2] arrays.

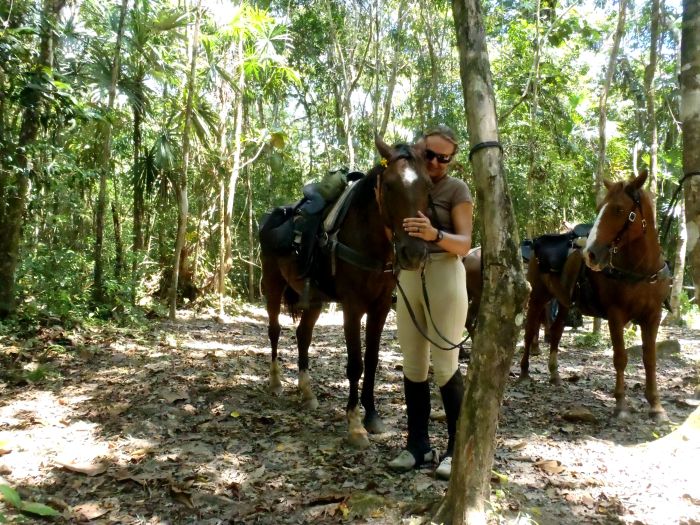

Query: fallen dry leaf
[[534, 459, 566, 474], [55, 460, 107, 477], [73, 501, 110, 521]]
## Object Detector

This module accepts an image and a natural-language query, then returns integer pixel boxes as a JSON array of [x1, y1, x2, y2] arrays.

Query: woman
[[388, 125, 472, 480]]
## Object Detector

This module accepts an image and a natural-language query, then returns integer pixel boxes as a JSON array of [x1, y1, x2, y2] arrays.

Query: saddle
[[258, 169, 364, 276], [533, 223, 592, 274]]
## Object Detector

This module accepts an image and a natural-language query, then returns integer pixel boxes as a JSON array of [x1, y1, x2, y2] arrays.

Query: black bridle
[[608, 189, 647, 255], [600, 189, 670, 283]]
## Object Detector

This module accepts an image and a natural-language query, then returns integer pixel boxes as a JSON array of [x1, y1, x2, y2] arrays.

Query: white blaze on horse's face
[[583, 203, 607, 271], [400, 165, 419, 187]]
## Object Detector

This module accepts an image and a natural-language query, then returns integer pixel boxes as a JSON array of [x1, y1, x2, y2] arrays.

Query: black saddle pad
[[533, 233, 571, 273], [259, 206, 295, 256]]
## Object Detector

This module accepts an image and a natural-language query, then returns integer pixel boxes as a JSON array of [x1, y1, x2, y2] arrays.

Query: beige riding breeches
[[396, 252, 468, 387]]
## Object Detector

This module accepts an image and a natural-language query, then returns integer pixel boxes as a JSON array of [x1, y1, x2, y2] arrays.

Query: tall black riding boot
[[388, 376, 435, 471], [436, 370, 465, 479]]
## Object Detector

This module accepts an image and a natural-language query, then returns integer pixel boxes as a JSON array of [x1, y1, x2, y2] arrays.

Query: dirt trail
[[0, 305, 698, 524]]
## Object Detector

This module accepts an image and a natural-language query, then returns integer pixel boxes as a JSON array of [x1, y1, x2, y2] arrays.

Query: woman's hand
[[403, 211, 438, 241]]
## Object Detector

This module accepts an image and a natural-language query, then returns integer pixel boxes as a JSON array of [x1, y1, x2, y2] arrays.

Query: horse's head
[[583, 170, 650, 271], [375, 135, 432, 271]]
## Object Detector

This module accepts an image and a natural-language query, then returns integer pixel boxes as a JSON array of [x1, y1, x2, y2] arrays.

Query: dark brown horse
[[520, 171, 671, 420], [260, 137, 432, 448]]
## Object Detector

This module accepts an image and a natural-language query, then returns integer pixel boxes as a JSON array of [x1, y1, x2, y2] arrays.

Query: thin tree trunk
[[681, 0, 700, 301], [668, 197, 687, 322], [644, 0, 661, 206], [0, 0, 65, 317], [169, 0, 202, 319], [224, 36, 245, 275], [595, 0, 628, 202], [526, 0, 542, 239], [434, 1, 530, 523], [131, 71, 145, 304], [247, 168, 255, 302], [93, 0, 129, 304], [379, 1, 407, 138], [111, 201, 124, 280]]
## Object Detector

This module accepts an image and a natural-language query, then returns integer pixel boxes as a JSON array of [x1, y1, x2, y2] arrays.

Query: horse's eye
[[615, 206, 624, 215]]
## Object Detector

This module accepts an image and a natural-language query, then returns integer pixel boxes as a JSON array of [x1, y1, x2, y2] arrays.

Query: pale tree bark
[[168, 0, 202, 319], [216, 82, 231, 317], [324, 0, 372, 169], [378, 1, 407, 138], [595, 0, 628, 201], [246, 168, 255, 302], [0, 0, 65, 317], [434, 0, 530, 523], [667, 197, 688, 321], [525, 0, 542, 239], [224, 36, 245, 278], [681, 0, 700, 301], [644, 0, 661, 205], [93, 0, 129, 304]]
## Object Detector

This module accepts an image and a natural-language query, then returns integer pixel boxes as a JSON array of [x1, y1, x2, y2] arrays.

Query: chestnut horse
[[520, 171, 671, 420], [260, 137, 432, 448]]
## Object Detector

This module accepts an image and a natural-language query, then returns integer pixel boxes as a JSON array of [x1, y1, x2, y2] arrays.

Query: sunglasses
[[425, 148, 453, 164]]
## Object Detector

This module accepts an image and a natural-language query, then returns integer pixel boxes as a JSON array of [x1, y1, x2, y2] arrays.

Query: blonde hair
[[423, 125, 459, 154]]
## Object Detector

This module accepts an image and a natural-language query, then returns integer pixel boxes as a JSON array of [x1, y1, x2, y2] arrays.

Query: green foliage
[[0, 484, 60, 518], [574, 331, 608, 349]]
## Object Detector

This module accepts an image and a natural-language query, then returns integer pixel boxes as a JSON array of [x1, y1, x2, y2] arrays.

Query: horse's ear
[[603, 179, 614, 191], [375, 134, 392, 160], [631, 170, 648, 190]]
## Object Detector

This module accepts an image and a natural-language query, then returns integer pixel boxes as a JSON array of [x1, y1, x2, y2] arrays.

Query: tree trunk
[[644, 0, 661, 206], [379, 0, 407, 138], [0, 0, 65, 317], [224, 36, 245, 277], [131, 71, 145, 304], [247, 168, 255, 302], [169, 0, 202, 319], [93, 0, 129, 304], [681, 0, 700, 301], [434, 1, 530, 523], [111, 201, 124, 280], [668, 197, 687, 322], [595, 0, 628, 202]]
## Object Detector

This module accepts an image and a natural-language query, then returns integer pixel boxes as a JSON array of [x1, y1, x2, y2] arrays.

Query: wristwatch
[[432, 229, 444, 243]]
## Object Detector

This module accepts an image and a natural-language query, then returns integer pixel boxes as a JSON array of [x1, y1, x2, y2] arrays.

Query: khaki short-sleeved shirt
[[428, 176, 472, 252]]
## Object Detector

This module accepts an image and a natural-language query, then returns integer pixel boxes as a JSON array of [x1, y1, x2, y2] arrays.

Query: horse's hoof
[[517, 374, 532, 384], [269, 380, 283, 396], [614, 408, 631, 421], [364, 414, 387, 434], [302, 396, 319, 410], [530, 347, 541, 357], [650, 409, 668, 422], [549, 375, 562, 386], [347, 429, 370, 449]]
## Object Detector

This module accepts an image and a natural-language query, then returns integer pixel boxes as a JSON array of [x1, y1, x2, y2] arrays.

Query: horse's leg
[[520, 297, 544, 382], [342, 305, 370, 449], [296, 305, 322, 410], [264, 266, 284, 396], [547, 305, 568, 385], [607, 313, 630, 419], [361, 305, 390, 435], [640, 317, 667, 421]]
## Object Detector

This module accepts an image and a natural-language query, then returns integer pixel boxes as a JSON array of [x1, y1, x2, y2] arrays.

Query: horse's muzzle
[[395, 239, 428, 271], [582, 243, 608, 272]]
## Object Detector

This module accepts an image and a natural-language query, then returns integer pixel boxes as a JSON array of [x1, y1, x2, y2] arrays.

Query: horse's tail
[[283, 285, 301, 322]]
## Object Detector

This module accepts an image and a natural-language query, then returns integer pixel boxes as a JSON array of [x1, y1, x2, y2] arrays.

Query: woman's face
[[424, 135, 456, 181]]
